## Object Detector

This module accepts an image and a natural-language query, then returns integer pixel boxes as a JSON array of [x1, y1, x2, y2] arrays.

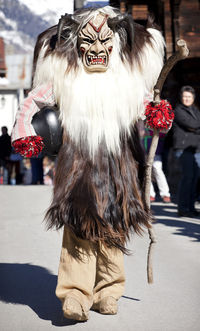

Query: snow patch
[[0, 30, 34, 52], [0, 11, 17, 29], [19, 0, 74, 22]]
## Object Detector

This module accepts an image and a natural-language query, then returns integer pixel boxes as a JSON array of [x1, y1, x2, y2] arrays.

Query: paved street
[[0, 186, 200, 331]]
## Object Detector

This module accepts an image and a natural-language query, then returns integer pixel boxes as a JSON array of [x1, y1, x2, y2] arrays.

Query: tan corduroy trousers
[[56, 226, 125, 313]]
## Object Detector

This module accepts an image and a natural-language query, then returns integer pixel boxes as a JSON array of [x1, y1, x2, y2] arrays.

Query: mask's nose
[[89, 39, 105, 56]]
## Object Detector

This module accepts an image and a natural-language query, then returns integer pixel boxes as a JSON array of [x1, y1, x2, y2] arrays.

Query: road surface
[[0, 186, 200, 331]]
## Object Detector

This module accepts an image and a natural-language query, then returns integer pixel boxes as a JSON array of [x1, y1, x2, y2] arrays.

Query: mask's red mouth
[[86, 55, 107, 66]]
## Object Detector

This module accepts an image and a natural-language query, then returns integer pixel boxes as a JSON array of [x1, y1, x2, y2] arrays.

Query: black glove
[[194, 128, 200, 135]]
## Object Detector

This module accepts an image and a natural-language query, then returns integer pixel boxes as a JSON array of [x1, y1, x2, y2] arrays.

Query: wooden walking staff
[[145, 39, 189, 284]]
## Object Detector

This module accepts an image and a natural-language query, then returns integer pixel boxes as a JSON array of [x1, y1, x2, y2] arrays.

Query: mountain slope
[[0, 0, 73, 54]]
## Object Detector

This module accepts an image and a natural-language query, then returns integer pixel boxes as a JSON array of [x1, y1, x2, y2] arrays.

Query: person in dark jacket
[[0, 126, 12, 184], [173, 86, 200, 217]]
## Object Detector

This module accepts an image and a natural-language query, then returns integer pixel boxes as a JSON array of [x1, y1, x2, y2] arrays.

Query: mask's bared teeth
[[87, 54, 107, 66]]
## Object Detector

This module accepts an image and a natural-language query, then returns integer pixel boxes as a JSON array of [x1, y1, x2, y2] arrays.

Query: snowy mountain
[[19, 0, 74, 23], [0, 0, 74, 54]]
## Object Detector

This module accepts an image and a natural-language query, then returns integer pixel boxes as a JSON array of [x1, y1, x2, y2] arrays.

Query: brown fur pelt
[[45, 125, 151, 254]]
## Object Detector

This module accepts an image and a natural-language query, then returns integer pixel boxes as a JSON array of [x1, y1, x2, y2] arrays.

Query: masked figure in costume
[[12, 6, 165, 321]]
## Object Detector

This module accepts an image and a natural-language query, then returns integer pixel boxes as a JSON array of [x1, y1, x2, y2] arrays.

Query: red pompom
[[12, 136, 44, 158], [145, 100, 174, 130]]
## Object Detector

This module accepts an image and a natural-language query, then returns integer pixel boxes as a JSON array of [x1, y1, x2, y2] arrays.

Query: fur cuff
[[12, 136, 44, 158]]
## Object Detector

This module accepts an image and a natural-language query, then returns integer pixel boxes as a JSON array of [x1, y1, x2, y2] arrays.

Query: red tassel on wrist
[[145, 100, 174, 130], [12, 136, 44, 158]]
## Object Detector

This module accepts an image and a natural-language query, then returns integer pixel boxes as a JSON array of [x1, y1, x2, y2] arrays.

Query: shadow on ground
[[151, 204, 200, 242], [0, 263, 139, 326], [122, 295, 140, 301], [0, 263, 78, 327]]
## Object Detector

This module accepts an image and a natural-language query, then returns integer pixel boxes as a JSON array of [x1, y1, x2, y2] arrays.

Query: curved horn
[[107, 14, 127, 30], [108, 14, 134, 50], [57, 14, 81, 45]]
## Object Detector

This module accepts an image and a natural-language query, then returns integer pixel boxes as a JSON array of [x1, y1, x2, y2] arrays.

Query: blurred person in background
[[173, 86, 200, 217], [43, 156, 55, 185], [9, 146, 23, 185], [142, 128, 171, 203], [22, 159, 32, 185], [0, 126, 11, 184], [30, 153, 44, 185]]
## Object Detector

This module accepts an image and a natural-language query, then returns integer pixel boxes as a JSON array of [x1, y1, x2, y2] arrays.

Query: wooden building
[[110, 0, 200, 106], [0, 37, 7, 79]]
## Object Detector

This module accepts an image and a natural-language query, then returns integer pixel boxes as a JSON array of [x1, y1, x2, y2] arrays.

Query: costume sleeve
[[11, 83, 55, 143], [174, 107, 200, 130]]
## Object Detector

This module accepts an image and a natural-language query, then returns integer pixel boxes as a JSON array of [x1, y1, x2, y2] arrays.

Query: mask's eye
[[82, 38, 94, 44], [101, 38, 110, 43]]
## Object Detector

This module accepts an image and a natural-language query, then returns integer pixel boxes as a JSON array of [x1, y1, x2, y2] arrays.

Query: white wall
[[0, 93, 18, 135]]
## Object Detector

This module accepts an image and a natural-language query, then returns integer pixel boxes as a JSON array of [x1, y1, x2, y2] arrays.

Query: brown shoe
[[162, 196, 171, 203], [63, 297, 89, 321], [93, 296, 118, 315]]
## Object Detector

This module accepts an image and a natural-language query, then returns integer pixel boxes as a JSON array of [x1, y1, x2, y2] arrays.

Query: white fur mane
[[33, 7, 165, 158]]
